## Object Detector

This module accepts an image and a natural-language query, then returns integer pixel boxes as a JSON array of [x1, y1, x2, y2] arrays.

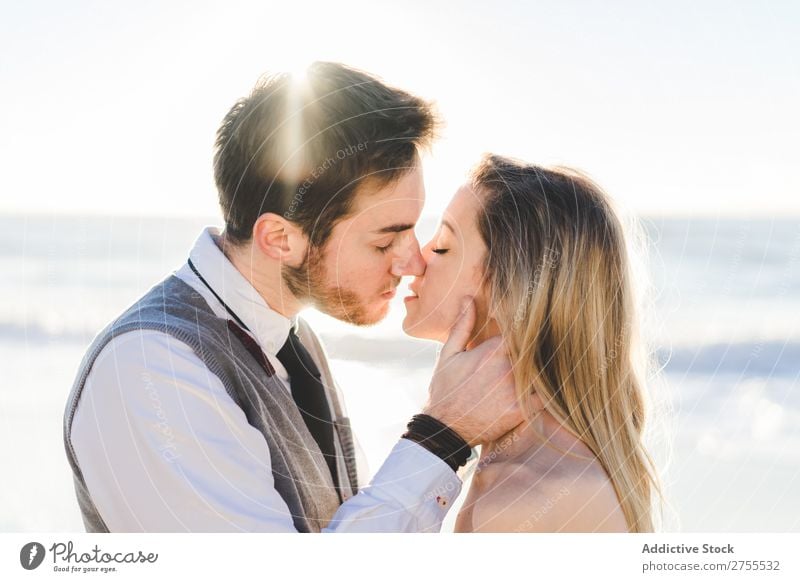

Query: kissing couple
[[63, 61, 660, 533]]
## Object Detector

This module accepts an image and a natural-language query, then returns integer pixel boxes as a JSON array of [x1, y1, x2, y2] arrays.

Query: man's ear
[[251, 213, 308, 265]]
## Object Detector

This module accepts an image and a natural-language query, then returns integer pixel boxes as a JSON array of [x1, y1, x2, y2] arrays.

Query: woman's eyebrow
[[441, 219, 455, 233], [372, 223, 415, 234]]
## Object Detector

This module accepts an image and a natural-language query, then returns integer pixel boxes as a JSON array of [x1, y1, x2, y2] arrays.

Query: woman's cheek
[[416, 290, 447, 340]]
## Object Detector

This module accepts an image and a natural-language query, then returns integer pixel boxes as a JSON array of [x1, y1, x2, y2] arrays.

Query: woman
[[403, 154, 661, 532]]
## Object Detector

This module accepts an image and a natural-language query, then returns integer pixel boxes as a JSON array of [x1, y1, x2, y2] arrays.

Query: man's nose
[[391, 240, 426, 277]]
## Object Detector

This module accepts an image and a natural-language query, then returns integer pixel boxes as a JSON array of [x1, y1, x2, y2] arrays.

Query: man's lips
[[381, 278, 403, 299]]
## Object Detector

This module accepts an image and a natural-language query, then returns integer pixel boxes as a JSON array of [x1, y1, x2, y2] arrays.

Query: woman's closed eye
[[432, 248, 449, 255]]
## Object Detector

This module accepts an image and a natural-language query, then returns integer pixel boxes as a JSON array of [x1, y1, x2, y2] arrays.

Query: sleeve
[[323, 438, 462, 532], [71, 329, 461, 532], [71, 330, 298, 532]]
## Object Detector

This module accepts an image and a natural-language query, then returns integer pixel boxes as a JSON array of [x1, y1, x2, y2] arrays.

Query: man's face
[[284, 164, 427, 325]]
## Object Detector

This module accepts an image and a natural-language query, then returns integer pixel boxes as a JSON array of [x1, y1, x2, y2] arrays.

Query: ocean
[[1, 212, 798, 532]]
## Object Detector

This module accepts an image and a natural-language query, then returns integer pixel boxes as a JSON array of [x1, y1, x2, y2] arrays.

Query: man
[[63, 62, 520, 532]]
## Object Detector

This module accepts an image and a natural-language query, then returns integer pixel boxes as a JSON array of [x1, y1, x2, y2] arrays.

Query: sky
[[1, 0, 799, 218]]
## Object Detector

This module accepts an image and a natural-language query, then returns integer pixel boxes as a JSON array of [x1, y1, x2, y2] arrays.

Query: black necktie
[[276, 328, 340, 490]]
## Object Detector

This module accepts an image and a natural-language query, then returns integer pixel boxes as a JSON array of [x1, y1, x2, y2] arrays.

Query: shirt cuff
[[370, 438, 463, 526]]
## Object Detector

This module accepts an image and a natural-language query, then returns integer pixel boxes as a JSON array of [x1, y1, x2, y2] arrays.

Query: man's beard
[[282, 244, 385, 326]]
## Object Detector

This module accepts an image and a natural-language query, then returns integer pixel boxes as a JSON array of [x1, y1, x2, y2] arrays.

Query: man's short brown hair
[[214, 61, 439, 247]]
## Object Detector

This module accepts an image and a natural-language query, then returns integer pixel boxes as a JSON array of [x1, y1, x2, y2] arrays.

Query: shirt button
[[436, 495, 448, 508]]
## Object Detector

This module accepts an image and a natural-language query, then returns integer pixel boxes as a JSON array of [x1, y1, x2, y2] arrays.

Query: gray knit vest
[[62, 274, 359, 532]]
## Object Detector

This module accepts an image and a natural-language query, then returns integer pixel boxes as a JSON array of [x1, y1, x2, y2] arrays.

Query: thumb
[[440, 297, 476, 360]]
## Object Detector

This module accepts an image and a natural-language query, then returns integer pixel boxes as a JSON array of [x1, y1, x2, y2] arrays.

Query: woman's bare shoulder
[[468, 457, 629, 532]]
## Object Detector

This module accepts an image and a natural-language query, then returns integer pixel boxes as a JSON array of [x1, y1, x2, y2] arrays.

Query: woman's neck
[[478, 415, 544, 465], [478, 407, 596, 467]]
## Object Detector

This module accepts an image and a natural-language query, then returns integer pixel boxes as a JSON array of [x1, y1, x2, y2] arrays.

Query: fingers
[[440, 296, 476, 360]]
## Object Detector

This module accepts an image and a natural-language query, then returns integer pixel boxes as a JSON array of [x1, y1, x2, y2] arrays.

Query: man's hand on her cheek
[[423, 298, 523, 447]]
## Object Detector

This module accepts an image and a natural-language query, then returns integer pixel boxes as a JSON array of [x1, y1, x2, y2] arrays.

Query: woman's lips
[[404, 291, 419, 303]]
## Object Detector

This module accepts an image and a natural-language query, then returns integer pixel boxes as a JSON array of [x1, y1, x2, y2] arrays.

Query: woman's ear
[[475, 278, 498, 320], [470, 282, 502, 345], [476, 281, 494, 319], [251, 213, 309, 265]]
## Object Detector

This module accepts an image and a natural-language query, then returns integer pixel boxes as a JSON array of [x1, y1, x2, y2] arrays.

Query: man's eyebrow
[[373, 223, 415, 234]]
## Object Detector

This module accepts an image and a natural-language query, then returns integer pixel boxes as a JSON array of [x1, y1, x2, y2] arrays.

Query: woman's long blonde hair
[[472, 154, 662, 532]]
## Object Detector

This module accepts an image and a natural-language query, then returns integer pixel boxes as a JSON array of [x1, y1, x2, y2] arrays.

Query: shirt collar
[[186, 226, 293, 356]]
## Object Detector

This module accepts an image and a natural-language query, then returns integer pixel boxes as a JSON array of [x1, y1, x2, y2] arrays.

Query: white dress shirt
[[70, 227, 462, 532]]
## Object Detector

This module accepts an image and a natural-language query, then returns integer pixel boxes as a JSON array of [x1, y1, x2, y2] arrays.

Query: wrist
[[421, 406, 472, 445], [402, 413, 472, 472]]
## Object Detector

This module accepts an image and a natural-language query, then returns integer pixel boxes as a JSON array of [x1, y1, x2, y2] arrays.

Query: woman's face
[[403, 183, 493, 343]]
